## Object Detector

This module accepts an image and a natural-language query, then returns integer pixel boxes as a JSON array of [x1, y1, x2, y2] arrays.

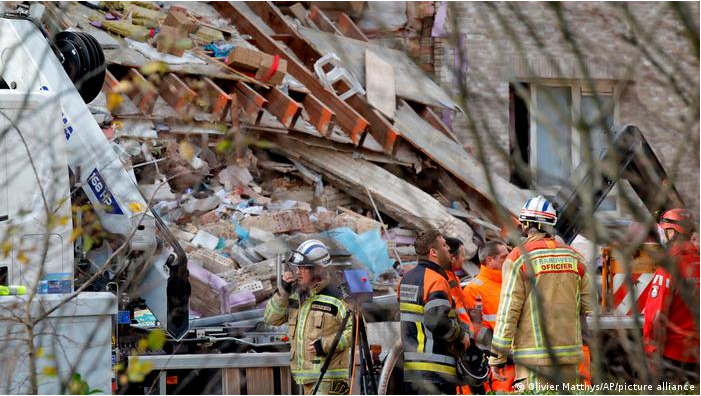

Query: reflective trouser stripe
[[400, 313, 424, 322], [405, 361, 457, 376], [405, 352, 456, 365], [293, 368, 349, 381], [416, 322, 426, 353], [513, 345, 582, 358], [400, 302, 425, 314]]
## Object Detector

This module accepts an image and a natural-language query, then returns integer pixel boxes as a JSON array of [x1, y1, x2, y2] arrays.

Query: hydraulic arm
[[554, 124, 684, 244]]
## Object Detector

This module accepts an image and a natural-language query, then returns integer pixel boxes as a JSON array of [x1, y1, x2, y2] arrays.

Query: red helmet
[[659, 209, 693, 235]]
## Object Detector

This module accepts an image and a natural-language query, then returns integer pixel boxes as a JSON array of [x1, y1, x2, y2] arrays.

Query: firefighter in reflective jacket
[[445, 237, 478, 395], [445, 237, 475, 334], [463, 241, 515, 392], [400, 229, 471, 394], [643, 209, 700, 385], [264, 240, 352, 395], [490, 196, 594, 389]]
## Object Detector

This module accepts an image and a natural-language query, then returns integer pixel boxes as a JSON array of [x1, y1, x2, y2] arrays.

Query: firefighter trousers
[[513, 364, 578, 393], [302, 379, 350, 395]]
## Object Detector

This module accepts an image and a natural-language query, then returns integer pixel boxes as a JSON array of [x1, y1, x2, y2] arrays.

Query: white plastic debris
[[191, 230, 220, 250]]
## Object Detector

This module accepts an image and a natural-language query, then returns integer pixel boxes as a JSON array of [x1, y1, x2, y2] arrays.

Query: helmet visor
[[286, 249, 317, 268]]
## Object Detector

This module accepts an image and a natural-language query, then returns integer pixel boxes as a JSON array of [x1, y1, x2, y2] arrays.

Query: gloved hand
[[280, 271, 295, 297], [488, 353, 507, 368]]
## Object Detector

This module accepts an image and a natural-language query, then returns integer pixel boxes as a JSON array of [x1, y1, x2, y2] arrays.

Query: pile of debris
[[44, 1, 530, 320], [150, 146, 410, 317]]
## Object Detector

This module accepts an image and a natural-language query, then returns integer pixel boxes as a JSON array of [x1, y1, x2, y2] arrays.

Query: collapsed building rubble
[[43, 1, 529, 322]]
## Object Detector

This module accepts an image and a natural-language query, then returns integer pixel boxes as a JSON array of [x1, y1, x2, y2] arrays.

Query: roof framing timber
[[212, 1, 368, 145], [242, 1, 398, 153]]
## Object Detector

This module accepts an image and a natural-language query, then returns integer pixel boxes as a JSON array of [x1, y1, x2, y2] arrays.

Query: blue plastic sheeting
[[203, 42, 234, 58], [325, 227, 394, 276], [232, 219, 249, 244]]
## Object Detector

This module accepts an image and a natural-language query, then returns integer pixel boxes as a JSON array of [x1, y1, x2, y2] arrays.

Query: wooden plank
[[297, 25, 459, 110], [264, 87, 302, 128], [212, 1, 368, 144], [437, 171, 501, 228], [234, 90, 266, 125], [307, 5, 342, 35], [302, 92, 335, 136], [393, 101, 530, 217], [335, 12, 369, 42], [127, 68, 157, 115], [289, 88, 335, 136], [345, 95, 399, 153], [279, 367, 292, 395], [365, 49, 396, 119], [235, 81, 268, 118], [158, 73, 198, 114], [202, 77, 231, 121], [223, 368, 242, 395], [270, 33, 293, 43], [417, 103, 461, 143], [243, 2, 395, 151], [288, 3, 312, 27], [245, 368, 275, 394], [279, 140, 478, 258]]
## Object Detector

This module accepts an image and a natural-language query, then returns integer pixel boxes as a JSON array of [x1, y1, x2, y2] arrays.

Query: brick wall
[[433, 2, 700, 218]]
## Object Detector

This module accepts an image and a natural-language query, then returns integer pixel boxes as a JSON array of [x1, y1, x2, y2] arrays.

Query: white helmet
[[519, 195, 558, 226], [288, 239, 332, 268]]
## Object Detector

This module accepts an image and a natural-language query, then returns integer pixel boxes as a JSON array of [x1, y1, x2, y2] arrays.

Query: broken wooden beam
[[417, 103, 461, 143], [234, 81, 268, 124], [201, 77, 231, 121], [346, 95, 399, 153], [288, 88, 335, 136], [159, 73, 198, 115], [279, 140, 478, 258], [264, 87, 302, 128], [270, 33, 293, 43], [302, 92, 335, 136], [393, 101, 530, 217], [307, 5, 342, 35], [241, 1, 397, 152], [212, 1, 368, 144], [335, 12, 368, 42], [288, 3, 311, 27], [127, 68, 157, 115]]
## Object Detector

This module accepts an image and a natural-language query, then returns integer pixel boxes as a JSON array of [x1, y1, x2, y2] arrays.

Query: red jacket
[[643, 241, 700, 363]]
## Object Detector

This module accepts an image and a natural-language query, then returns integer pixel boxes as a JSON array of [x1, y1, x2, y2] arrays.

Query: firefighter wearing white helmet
[[489, 196, 595, 390], [519, 195, 558, 232], [264, 239, 352, 395]]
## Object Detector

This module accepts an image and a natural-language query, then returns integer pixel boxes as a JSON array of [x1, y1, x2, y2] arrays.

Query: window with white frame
[[509, 80, 619, 212]]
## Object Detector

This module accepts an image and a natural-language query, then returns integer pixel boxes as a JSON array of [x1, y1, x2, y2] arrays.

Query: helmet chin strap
[[522, 221, 550, 237]]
